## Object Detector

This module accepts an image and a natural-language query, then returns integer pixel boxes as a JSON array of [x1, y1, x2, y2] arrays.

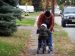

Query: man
[[37, 10, 54, 52]]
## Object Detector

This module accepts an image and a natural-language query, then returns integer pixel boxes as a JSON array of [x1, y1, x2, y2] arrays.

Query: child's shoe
[[48, 49, 50, 53]]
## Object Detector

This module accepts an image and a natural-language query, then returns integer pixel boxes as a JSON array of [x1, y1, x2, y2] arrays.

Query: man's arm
[[50, 13, 54, 32], [37, 15, 41, 28], [37, 12, 44, 28]]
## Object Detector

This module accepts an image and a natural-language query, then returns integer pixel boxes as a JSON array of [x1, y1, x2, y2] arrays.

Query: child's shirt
[[37, 27, 50, 40]]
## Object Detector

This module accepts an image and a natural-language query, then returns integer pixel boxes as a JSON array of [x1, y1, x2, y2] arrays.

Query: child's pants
[[38, 32, 53, 50]]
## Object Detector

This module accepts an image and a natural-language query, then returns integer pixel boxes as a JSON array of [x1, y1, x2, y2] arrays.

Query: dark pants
[[38, 32, 53, 50], [38, 39, 47, 49], [49, 32, 53, 48]]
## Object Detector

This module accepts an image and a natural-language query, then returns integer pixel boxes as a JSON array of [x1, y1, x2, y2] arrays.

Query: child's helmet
[[41, 24, 47, 28]]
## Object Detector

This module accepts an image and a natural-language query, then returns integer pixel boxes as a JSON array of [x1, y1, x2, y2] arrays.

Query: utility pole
[[51, 0, 54, 15], [46, 0, 49, 10]]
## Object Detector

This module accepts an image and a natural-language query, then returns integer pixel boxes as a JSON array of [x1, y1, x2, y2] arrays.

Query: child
[[37, 23, 50, 53]]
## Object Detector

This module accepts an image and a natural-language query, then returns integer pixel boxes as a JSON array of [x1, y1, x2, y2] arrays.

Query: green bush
[[0, 1, 22, 36]]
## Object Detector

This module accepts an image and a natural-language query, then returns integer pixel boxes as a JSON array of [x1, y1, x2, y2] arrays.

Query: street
[[55, 16, 75, 43]]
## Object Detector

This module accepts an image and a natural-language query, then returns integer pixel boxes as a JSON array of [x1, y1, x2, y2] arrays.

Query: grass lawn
[[53, 23, 75, 56], [0, 12, 39, 56], [0, 30, 31, 56], [16, 12, 39, 26], [16, 19, 35, 26]]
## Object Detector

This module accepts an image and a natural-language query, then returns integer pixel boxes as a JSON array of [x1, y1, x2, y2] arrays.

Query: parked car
[[61, 6, 75, 27], [18, 5, 34, 12]]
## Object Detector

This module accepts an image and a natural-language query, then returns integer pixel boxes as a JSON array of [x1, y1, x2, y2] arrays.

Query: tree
[[41, 0, 46, 11], [32, 0, 41, 11], [0, 0, 22, 36], [19, 0, 32, 5]]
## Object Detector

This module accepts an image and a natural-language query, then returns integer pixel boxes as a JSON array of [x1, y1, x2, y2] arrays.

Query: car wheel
[[61, 19, 66, 27]]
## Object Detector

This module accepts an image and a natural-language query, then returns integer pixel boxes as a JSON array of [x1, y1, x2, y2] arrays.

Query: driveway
[[55, 16, 75, 43]]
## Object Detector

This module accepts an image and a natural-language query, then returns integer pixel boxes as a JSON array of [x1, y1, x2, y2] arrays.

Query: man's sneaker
[[50, 48, 53, 51]]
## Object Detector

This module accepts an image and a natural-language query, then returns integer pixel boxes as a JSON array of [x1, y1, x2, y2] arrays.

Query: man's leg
[[49, 32, 53, 48], [48, 32, 53, 51]]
